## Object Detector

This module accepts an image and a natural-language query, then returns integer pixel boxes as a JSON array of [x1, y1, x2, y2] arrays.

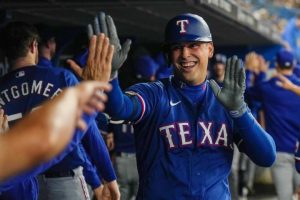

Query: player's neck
[[40, 48, 52, 60], [12, 57, 36, 70], [277, 68, 293, 76]]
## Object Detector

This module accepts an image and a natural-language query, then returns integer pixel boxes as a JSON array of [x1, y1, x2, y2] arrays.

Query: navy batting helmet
[[164, 13, 212, 46]]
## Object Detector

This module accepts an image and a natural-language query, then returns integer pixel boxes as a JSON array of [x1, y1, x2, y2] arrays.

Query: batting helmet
[[212, 53, 227, 65], [164, 13, 212, 46]]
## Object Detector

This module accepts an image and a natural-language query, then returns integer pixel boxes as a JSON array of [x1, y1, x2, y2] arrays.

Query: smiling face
[[170, 41, 214, 85]]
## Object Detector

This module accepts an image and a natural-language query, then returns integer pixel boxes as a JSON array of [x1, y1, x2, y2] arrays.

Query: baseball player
[[209, 53, 227, 86], [277, 73, 300, 95], [85, 12, 276, 199], [107, 121, 138, 200], [0, 21, 116, 200], [36, 25, 118, 200], [247, 49, 300, 200], [0, 81, 111, 182]]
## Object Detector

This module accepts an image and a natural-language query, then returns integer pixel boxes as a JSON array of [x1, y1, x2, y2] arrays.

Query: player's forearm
[[233, 110, 276, 167], [82, 121, 116, 182], [27, 88, 80, 160], [289, 84, 300, 96], [0, 89, 79, 180], [83, 164, 102, 189], [106, 78, 140, 121]]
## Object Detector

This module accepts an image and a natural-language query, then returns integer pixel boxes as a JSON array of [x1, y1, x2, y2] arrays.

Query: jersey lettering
[[215, 124, 228, 147], [121, 124, 134, 134], [177, 122, 192, 146], [159, 121, 230, 149], [159, 124, 176, 149], [0, 80, 62, 106], [199, 122, 213, 145]]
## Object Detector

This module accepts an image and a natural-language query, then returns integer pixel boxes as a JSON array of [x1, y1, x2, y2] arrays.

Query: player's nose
[[181, 46, 191, 58]]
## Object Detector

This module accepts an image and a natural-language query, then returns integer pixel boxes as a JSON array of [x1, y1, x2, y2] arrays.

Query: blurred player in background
[[247, 49, 300, 200]]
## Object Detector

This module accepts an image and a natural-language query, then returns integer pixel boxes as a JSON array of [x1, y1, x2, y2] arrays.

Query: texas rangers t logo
[[176, 20, 189, 33]]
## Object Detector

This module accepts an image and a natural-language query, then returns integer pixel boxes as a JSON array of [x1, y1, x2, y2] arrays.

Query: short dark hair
[[36, 23, 55, 47], [0, 21, 40, 62]]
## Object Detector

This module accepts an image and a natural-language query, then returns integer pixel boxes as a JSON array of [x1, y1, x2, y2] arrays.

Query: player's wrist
[[110, 71, 118, 81], [229, 102, 247, 118]]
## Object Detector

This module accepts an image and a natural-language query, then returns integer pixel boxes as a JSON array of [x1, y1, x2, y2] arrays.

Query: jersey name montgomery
[[159, 121, 230, 149], [0, 80, 62, 106]]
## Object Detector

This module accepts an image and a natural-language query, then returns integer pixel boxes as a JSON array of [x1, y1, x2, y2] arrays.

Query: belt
[[116, 152, 136, 158], [44, 170, 75, 178]]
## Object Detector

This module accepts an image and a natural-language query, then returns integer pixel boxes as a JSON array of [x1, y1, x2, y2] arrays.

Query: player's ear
[[29, 40, 38, 54], [207, 42, 214, 58]]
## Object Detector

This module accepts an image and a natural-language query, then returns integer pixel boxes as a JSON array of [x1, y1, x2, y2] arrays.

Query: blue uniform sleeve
[[105, 78, 142, 122], [82, 158, 102, 189], [106, 78, 164, 124], [233, 110, 276, 167], [82, 120, 116, 182]]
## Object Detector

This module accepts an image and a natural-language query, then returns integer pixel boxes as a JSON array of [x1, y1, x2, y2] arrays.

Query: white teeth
[[181, 61, 196, 67]]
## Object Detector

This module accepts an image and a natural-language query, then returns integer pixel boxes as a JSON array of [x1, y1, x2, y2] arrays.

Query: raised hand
[[87, 12, 132, 78], [68, 34, 114, 82], [73, 81, 112, 130], [209, 56, 247, 117]]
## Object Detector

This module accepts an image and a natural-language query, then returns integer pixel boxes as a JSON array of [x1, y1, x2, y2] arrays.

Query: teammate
[[0, 81, 111, 181], [209, 53, 227, 85], [247, 49, 300, 200], [0, 21, 117, 200], [36, 24, 117, 200], [84, 12, 276, 199], [276, 73, 300, 95], [107, 121, 138, 200], [37, 24, 57, 68], [282, 14, 300, 63]]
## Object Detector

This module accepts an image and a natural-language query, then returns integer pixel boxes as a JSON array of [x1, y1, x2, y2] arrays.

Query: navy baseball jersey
[[106, 76, 275, 199], [38, 56, 54, 68], [0, 65, 115, 199], [246, 74, 300, 153], [109, 122, 135, 153]]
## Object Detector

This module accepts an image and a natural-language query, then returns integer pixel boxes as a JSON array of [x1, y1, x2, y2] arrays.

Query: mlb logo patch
[[15, 71, 25, 78]]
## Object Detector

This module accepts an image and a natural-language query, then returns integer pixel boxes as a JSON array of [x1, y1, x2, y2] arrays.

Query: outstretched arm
[[276, 74, 300, 96], [68, 12, 140, 121], [209, 56, 276, 167], [0, 81, 111, 181]]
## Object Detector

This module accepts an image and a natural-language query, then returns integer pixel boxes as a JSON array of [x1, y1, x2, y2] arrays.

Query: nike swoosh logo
[[170, 100, 181, 106]]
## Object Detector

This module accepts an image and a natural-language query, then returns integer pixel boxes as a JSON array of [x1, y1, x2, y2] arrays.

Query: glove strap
[[229, 103, 247, 118], [110, 71, 118, 80]]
